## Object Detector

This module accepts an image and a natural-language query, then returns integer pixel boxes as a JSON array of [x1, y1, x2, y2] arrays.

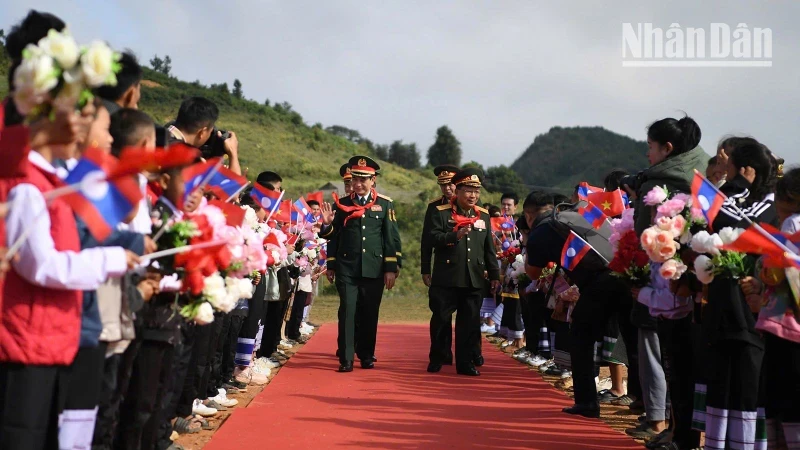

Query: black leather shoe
[[360, 358, 375, 369], [338, 362, 353, 372], [562, 404, 600, 418], [456, 365, 480, 376], [443, 360, 453, 366], [473, 355, 484, 367], [427, 362, 442, 373]]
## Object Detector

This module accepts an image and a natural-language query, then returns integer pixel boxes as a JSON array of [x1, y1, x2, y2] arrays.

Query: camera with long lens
[[199, 127, 231, 159], [620, 171, 644, 194]]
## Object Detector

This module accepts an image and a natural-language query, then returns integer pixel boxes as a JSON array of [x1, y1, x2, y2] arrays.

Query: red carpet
[[206, 324, 641, 449]]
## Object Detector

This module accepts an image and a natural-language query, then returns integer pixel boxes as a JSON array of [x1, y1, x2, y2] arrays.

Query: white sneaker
[[596, 376, 612, 392], [253, 358, 272, 376], [561, 370, 572, 379], [526, 355, 549, 367], [192, 398, 217, 417], [538, 360, 555, 373], [512, 349, 531, 361], [255, 356, 280, 369], [480, 323, 495, 333], [211, 388, 238, 407]]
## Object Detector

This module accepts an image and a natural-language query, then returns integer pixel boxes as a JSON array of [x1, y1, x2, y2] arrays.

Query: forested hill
[[510, 126, 651, 190]]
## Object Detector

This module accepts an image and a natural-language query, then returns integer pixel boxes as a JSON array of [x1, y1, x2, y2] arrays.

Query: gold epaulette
[[377, 193, 393, 202], [436, 204, 451, 211], [476, 206, 489, 214]]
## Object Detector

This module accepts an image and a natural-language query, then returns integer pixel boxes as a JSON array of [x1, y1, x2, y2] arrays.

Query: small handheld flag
[[205, 166, 248, 199], [293, 197, 316, 223], [560, 231, 592, 271], [182, 158, 223, 201], [112, 144, 199, 178], [208, 199, 246, 227], [490, 216, 515, 232], [273, 199, 292, 224], [691, 170, 725, 226], [250, 185, 283, 215], [578, 202, 607, 229], [63, 148, 143, 241], [577, 182, 603, 200], [306, 191, 324, 206], [587, 189, 627, 217]]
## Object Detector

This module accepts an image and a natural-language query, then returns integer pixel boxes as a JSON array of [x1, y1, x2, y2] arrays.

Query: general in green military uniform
[[320, 156, 402, 372], [426, 168, 500, 376], [421, 164, 458, 366]]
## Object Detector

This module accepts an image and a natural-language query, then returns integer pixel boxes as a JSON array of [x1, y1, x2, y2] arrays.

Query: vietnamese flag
[[587, 189, 626, 217], [307, 191, 324, 205], [272, 199, 292, 223], [209, 199, 246, 227], [62, 148, 143, 241]]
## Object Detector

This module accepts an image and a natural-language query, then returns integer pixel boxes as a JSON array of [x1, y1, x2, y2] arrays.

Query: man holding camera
[[166, 96, 242, 175]]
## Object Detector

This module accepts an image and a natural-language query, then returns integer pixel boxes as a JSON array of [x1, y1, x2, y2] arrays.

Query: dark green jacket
[[321, 192, 401, 278], [428, 203, 500, 289], [420, 195, 449, 275], [633, 146, 708, 236]]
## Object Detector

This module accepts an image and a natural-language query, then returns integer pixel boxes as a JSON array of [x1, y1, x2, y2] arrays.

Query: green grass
[[309, 293, 432, 324]]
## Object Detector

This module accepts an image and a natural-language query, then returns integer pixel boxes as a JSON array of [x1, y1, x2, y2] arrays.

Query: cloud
[[3, 1, 798, 168]]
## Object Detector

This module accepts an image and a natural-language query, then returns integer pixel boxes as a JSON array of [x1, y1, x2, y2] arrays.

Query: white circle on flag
[[302, 208, 308, 214], [261, 197, 273, 209], [566, 248, 576, 258], [80, 170, 109, 201], [698, 194, 710, 210]]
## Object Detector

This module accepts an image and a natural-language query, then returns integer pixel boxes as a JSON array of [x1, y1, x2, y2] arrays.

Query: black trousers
[[199, 314, 225, 399], [60, 344, 107, 449], [258, 299, 289, 358], [96, 340, 140, 450], [336, 275, 385, 364], [0, 362, 68, 450], [524, 291, 551, 357], [117, 340, 174, 450], [570, 326, 601, 407], [223, 314, 245, 379], [210, 313, 232, 391], [287, 291, 310, 340], [428, 285, 481, 368], [658, 316, 701, 449], [428, 287, 459, 364], [239, 297, 265, 343]]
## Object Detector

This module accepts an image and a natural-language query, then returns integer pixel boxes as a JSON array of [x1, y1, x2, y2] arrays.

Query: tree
[[162, 55, 172, 76], [387, 140, 420, 170], [264, 99, 271, 107], [374, 144, 389, 161], [150, 54, 172, 75], [485, 165, 526, 196], [232, 79, 243, 98], [0, 29, 6, 46], [461, 160, 485, 173], [325, 125, 362, 143], [426, 125, 462, 167], [149, 55, 163, 72]]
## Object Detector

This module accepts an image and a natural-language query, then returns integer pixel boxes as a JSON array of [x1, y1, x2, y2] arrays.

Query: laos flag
[[183, 158, 222, 201], [577, 182, 602, 200], [250, 184, 282, 214], [293, 197, 316, 223], [691, 170, 725, 226], [560, 231, 592, 271], [206, 166, 248, 199], [63, 148, 143, 242], [578, 201, 607, 229]]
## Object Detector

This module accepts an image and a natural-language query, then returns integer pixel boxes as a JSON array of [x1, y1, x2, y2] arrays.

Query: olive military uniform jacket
[[320, 192, 402, 279], [428, 202, 500, 289], [420, 195, 449, 275]]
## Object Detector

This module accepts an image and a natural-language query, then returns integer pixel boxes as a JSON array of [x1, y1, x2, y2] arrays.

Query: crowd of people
[[0, 10, 331, 450], [2, 8, 800, 450], [423, 116, 799, 450]]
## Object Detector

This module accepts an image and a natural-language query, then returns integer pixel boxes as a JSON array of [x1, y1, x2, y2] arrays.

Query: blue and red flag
[[62, 148, 143, 242], [205, 166, 248, 199], [691, 171, 725, 226], [250, 184, 282, 214], [577, 182, 603, 200], [560, 231, 592, 271], [490, 216, 515, 233], [182, 158, 222, 200], [578, 201, 607, 229], [292, 197, 316, 223]]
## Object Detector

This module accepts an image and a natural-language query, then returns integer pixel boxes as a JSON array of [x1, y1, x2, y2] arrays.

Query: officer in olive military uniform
[[320, 156, 402, 372], [426, 168, 500, 376], [340, 163, 354, 195], [421, 164, 459, 366]]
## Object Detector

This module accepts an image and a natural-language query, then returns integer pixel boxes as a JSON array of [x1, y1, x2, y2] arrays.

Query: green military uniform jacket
[[420, 195, 449, 275], [428, 203, 500, 289], [320, 192, 402, 279]]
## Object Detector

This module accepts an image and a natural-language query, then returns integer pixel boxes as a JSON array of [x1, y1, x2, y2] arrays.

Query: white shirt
[[5, 152, 128, 290], [117, 174, 153, 234]]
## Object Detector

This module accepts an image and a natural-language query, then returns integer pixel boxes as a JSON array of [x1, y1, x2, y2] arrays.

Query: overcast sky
[[4, 1, 799, 168]]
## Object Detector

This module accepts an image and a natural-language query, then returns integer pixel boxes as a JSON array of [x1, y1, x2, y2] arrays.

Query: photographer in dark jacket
[[167, 96, 242, 175]]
